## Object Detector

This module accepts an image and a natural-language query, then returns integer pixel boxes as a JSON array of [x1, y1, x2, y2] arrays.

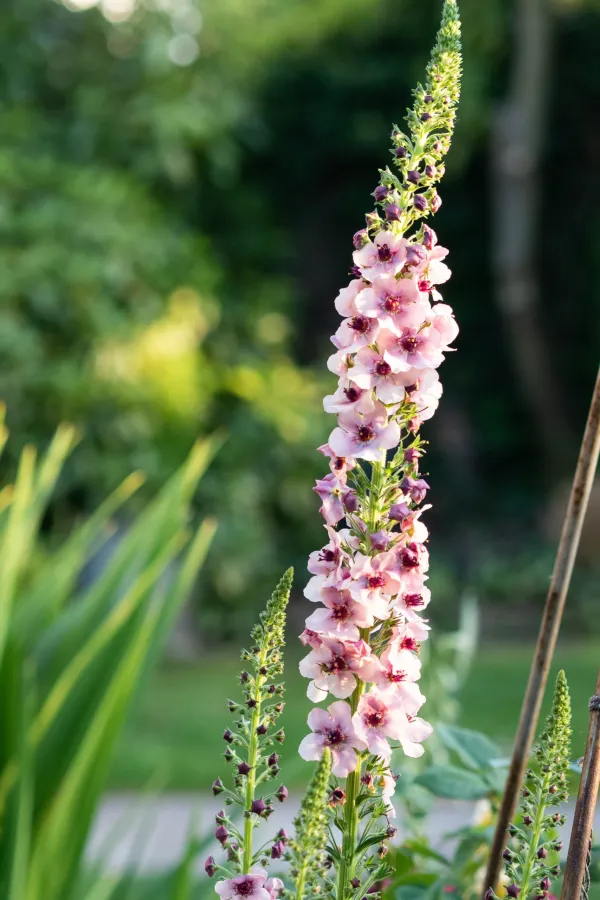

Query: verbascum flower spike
[[298, 3, 462, 900], [288, 750, 332, 900], [487, 671, 571, 900], [208, 569, 293, 899]]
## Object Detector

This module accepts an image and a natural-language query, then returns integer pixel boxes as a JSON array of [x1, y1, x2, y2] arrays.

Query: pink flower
[[329, 403, 400, 462], [391, 618, 431, 650], [307, 526, 350, 579], [405, 368, 443, 422], [313, 473, 347, 525], [355, 274, 426, 331], [323, 382, 375, 415], [353, 231, 407, 278], [327, 349, 356, 378], [318, 443, 356, 477], [395, 713, 433, 757], [332, 314, 380, 351], [299, 700, 367, 777], [378, 324, 447, 372], [299, 636, 380, 701], [265, 879, 283, 900], [389, 503, 431, 544], [335, 278, 365, 317], [381, 768, 399, 818], [215, 872, 271, 900], [350, 347, 417, 405], [352, 691, 407, 759], [394, 541, 430, 576], [348, 552, 402, 619], [305, 587, 375, 640], [430, 302, 459, 346], [370, 646, 425, 715], [299, 628, 324, 649], [393, 583, 431, 621]]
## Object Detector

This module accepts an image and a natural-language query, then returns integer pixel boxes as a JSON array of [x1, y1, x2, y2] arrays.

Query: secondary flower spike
[[297, 2, 462, 897]]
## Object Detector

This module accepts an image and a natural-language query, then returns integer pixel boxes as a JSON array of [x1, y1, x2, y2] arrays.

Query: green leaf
[[436, 725, 500, 771], [414, 765, 489, 800]]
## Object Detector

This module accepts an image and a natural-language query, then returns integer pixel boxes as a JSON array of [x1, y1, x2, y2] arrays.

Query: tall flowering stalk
[[297, 3, 462, 899], [206, 570, 293, 900]]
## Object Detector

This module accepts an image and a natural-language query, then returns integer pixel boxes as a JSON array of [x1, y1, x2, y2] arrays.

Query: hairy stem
[[519, 770, 551, 898], [243, 657, 268, 871]]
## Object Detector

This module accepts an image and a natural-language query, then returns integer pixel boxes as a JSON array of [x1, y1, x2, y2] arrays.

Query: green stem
[[242, 658, 268, 872], [336, 682, 365, 900], [519, 772, 551, 898], [295, 865, 307, 900]]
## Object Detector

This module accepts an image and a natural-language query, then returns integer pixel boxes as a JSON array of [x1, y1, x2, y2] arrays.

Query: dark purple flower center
[[344, 387, 361, 402], [383, 294, 403, 313], [325, 726, 346, 746], [357, 424, 375, 443], [364, 710, 384, 728], [349, 316, 370, 334], [377, 244, 392, 262], [400, 334, 420, 353], [324, 654, 349, 675], [375, 360, 392, 377], [332, 456, 346, 472], [399, 548, 419, 568], [330, 602, 351, 621], [319, 549, 339, 564], [404, 593, 424, 608], [235, 879, 255, 896], [367, 574, 385, 589], [400, 637, 419, 651], [387, 670, 407, 683]]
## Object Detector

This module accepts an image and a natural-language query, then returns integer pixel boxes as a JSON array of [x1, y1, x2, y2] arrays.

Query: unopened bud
[[212, 779, 224, 796], [215, 824, 229, 844], [271, 840, 285, 860], [276, 785, 288, 802], [237, 762, 251, 776], [204, 856, 216, 877]]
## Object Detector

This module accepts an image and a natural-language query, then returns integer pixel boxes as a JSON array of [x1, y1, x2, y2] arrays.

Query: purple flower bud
[[394, 146, 407, 159], [250, 798, 267, 816], [267, 684, 276, 694], [276, 785, 288, 802], [351, 878, 361, 889], [407, 170, 420, 185], [425, 164, 436, 179], [374, 185, 389, 202], [275, 729, 285, 743], [369, 530, 390, 551], [227, 700, 237, 712], [237, 762, 251, 775], [484, 892, 494, 900], [507, 886, 520, 898], [277, 828, 289, 842], [540, 877, 551, 892], [224, 747, 234, 761], [223, 730, 234, 743], [430, 190, 442, 213], [405, 244, 427, 267], [422, 225, 437, 250], [240, 671, 249, 683], [385, 203, 402, 222], [503, 849, 513, 861], [523, 814, 533, 826], [212, 779, 224, 796], [271, 839, 285, 860], [268, 753, 279, 767], [424, 94, 433, 103], [401, 476, 430, 504], [377, 844, 388, 858], [413, 194, 428, 211], [329, 787, 347, 807], [537, 846, 548, 859], [421, 112, 432, 122], [386, 825, 397, 838], [389, 502, 411, 522], [247, 698, 257, 708], [204, 856, 216, 877], [404, 447, 421, 463], [343, 490, 359, 513], [256, 724, 267, 735], [350, 265, 362, 278], [353, 229, 369, 250], [215, 824, 229, 844], [215, 809, 226, 823]]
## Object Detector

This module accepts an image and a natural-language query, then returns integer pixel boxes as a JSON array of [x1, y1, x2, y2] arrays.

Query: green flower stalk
[[487, 671, 571, 900], [205, 569, 293, 891], [287, 750, 332, 900]]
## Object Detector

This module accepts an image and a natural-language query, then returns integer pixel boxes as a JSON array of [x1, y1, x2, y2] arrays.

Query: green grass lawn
[[109, 639, 599, 791]]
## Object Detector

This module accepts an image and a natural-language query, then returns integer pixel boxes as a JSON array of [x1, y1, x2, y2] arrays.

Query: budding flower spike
[[298, 2, 462, 899], [488, 671, 572, 900], [207, 569, 292, 895]]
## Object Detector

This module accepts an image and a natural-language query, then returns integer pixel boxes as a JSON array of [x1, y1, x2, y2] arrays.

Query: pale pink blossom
[[395, 713, 433, 757], [307, 526, 350, 579], [299, 700, 367, 777], [352, 691, 407, 759], [318, 443, 356, 477], [406, 368, 443, 422], [305, 587, 375, 640], [393, 584, 432, 621], [394, 541, 430, 576], [265, 879, 284, 900], [350, 347, 417, 405], [353, 231, 407, 278], [370, 646, 425, 715], [355, 274, 427, 331], [378, 325, 447, 372], [391, 618, 431, 650], [348, 551, 402, 618], [299, 628, 324, 649], [327, 349, 356, 378], [299, 636, 380, 701], [389, 503, 431, 544], [329, 403, 400, 462], [429, 303, 459, 346], [381, 768, 399, 818], [313, 473, 347, 525], [332, 314, 380, 351], [335, 279, 365, 317], [323, 382, 375, 415], [215, 872, 271, 900]]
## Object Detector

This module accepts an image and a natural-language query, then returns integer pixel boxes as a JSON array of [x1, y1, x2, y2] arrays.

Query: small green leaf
[[436, 725, 500, 771], [415, 765, 489, 800]]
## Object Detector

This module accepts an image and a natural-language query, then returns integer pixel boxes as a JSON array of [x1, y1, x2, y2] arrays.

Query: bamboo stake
[[482, 367, 600, 899], [561, 670, 600, 900]]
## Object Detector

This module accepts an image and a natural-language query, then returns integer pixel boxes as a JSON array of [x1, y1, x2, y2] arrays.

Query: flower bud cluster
[[287, 750, 332, 900], [208, 570, 293, 897], [488, 671, 571, 900]]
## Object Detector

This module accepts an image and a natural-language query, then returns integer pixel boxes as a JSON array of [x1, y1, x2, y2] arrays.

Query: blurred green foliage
[[0, 0, 599, 633]]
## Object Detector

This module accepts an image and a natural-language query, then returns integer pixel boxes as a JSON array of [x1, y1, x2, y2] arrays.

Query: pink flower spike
[[299, 700, 367, 777], [323, 382, 375, 415], [299, 637, 380, 701], [352, 691, 406, 760], [332, 315, 380, 351], [305, 587, 375, 640], [329, 402, 400, 462], [353, 231, 408, 278], [348, 551, 401, 619], [318, 443, 356, 477], [215, 873, 271, 900], [378, 325, 446, 373], [313, 473, 347, 525], [355, 274, 427, 331]]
